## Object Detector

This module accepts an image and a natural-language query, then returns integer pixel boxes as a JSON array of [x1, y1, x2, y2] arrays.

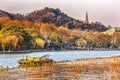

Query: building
[[103, 28, 116, 35]]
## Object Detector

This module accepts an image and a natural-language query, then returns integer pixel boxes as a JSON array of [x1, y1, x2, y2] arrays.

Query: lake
[[0, 50, 120, 67]]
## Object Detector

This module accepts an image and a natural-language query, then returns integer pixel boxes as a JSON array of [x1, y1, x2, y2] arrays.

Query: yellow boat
[[18, 54, 53, 67]]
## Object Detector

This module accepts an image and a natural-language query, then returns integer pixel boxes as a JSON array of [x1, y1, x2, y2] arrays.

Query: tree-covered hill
[[0, 7, 107, 31], [0, 9, 13, 18]]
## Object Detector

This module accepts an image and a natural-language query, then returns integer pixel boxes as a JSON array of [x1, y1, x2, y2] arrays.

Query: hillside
[[0, 9, 13, 18], [0, 7, 107, 31]]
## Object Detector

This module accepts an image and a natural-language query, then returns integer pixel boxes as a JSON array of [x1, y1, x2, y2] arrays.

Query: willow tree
[[35, 38, 45, 49], [0, 26, 32, 50], [0, 32, 23, 51], [0, 35, 17, 51], [0, 34, 6, 51]]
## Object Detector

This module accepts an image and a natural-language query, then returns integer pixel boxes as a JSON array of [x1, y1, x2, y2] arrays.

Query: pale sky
[[0, 0, 120, 27]]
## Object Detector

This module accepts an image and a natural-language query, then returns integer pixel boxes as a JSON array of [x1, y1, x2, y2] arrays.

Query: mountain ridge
[[0, 7, 107, 31]]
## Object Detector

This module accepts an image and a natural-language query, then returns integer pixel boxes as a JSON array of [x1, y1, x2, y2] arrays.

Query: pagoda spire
[[85, 11, 89, 24]]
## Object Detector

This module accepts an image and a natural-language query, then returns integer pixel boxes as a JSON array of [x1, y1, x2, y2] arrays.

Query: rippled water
[[0, 51, 120, 67]]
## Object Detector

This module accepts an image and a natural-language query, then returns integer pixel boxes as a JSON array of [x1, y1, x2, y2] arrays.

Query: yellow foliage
[[35, 38, 45, 48], [0, 33, 23, 51], [40, 23, 57, 39]]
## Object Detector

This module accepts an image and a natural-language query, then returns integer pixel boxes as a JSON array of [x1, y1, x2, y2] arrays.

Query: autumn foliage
[[0, 17, 120, 51]]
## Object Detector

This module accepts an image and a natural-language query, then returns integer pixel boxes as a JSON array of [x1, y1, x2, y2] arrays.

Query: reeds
[[0, 56, 120, 80]]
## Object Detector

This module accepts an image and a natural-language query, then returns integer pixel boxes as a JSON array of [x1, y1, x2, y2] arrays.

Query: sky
[[0, 0, 120, 27]]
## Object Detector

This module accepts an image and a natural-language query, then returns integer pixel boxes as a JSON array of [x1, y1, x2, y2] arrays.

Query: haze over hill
[[0, 7, 107, 31]]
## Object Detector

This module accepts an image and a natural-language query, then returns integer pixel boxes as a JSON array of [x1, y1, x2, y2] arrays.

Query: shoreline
[[58, 55, 120, 64], [0, 49, 120, 54]]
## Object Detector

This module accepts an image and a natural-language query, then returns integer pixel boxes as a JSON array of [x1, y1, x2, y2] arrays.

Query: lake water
[[0, 51, 120, 67]]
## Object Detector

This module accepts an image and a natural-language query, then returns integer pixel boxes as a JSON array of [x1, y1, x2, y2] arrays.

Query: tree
[[0, 33, 23, 51], [40, 23, 57, 40], [0, 17, 11, 30], [22, 21, 33, 29], [0, 26, 32, 50], [35, 38, 45, 49], [2, 20, 22, 28], [57, 26, 71, 49], [26, 29, 41, 49], [75, 38, 87, 47], [83, 31, 94, 49], [111, 32, 120, 47], [50, 33, 62, 47]]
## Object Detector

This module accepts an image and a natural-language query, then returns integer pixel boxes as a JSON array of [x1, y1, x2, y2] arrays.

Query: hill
[[0, 7, 107, 31], [0, 9, 13, 18]]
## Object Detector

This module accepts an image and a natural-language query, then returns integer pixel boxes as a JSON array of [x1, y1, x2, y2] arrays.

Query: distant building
[[49, 42, 56, 50], [103, 28, 116, 35]]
